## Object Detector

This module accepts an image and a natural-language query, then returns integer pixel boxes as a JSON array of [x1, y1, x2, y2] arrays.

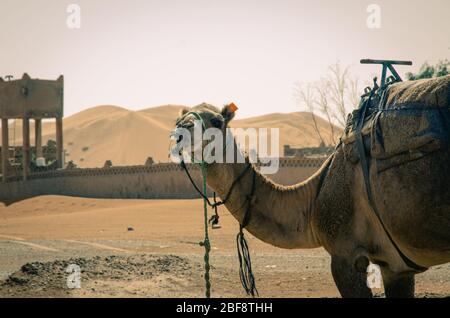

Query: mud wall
[[0, 158, 325, 204]]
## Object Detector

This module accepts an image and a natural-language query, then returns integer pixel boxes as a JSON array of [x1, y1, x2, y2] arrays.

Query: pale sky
[[0, 0, 449, 118]]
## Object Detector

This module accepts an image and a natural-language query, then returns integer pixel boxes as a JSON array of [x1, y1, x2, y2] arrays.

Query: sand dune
[[2, 105, 340, 167], [232, 111, 338, 152]]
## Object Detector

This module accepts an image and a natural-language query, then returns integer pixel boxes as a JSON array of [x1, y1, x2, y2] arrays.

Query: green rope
[[184, 111, 212, 298], [182, 110, 258, 298], [198, 162, 212, 298]]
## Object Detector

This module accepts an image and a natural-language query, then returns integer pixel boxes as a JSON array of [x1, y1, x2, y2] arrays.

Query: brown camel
[[174, 76, 450, 298], [0, 76, 447, 297]]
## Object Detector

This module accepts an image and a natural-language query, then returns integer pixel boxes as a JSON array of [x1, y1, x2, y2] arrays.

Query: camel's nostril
[[177, 135, 183, 143]]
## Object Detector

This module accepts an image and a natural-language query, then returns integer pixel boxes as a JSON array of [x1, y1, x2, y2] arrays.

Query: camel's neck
[[206, 151, 330, 249]]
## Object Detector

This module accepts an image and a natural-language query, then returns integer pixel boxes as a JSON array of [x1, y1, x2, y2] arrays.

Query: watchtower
[[0, 73, 64, 182]]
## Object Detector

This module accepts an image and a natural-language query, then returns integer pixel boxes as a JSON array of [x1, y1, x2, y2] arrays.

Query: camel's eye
[[211, 117, 223, 129]]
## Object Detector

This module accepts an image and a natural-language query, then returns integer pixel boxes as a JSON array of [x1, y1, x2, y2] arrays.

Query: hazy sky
[[0, 0, 449, 118]]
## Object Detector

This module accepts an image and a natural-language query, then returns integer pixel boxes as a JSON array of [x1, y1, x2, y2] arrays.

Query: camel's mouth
[[175, 112, 200, 129], [170, 116, 206, 163]]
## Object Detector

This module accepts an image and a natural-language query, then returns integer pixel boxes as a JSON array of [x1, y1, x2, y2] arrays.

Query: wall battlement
[[0, 157, 326, 204]]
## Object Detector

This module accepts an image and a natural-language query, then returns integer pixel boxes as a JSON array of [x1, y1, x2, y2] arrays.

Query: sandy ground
[[0, 196, 449, 298]]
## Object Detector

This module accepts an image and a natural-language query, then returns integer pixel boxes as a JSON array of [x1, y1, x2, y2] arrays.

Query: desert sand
[[0, 196, 448, 298], [1, 105, 338, 167]]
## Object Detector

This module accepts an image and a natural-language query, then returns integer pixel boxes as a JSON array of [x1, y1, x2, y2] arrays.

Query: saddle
[[342, 74, 450, 172], [339, 60, 449, 271]]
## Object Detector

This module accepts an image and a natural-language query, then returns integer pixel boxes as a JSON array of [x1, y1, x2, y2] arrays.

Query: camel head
[[176, 102, 236, 130], [172, 103, 237, 162]]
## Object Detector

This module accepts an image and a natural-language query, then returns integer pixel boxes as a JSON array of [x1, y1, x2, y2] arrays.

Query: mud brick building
[[0, 74, 64, 181]]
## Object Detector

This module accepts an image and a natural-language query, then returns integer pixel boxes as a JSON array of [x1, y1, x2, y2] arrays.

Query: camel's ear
[[221, 103, 238, 124], [179, 107, 189, 117]]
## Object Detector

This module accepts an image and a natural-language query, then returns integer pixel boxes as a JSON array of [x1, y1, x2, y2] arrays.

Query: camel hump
[[385, 75, 450, 109], [342, 75, 450, 172]]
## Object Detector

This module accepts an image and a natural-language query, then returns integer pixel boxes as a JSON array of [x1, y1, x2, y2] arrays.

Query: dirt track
[[0, 196, 449, 298]]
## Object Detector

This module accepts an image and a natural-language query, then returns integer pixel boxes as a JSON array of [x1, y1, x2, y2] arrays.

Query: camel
[[173, 77, 450, 298], [0, 76, 447, 297]]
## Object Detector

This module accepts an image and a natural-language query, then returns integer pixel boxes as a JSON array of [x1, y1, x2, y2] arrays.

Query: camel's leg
[[381, 268, 415, 298], [331, 256, 373, 298]]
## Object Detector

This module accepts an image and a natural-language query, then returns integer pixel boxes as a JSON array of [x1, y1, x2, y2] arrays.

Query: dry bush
[[294, 62, 360, 146]]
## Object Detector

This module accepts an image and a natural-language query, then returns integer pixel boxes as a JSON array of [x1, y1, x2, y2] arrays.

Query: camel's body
[[203, 145, 450, 298], [175, 75, 450, 297], [314, 145, 450, 297]]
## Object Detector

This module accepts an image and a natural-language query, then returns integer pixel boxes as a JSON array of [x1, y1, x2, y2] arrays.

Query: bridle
[[176, 111, 253, 225]]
